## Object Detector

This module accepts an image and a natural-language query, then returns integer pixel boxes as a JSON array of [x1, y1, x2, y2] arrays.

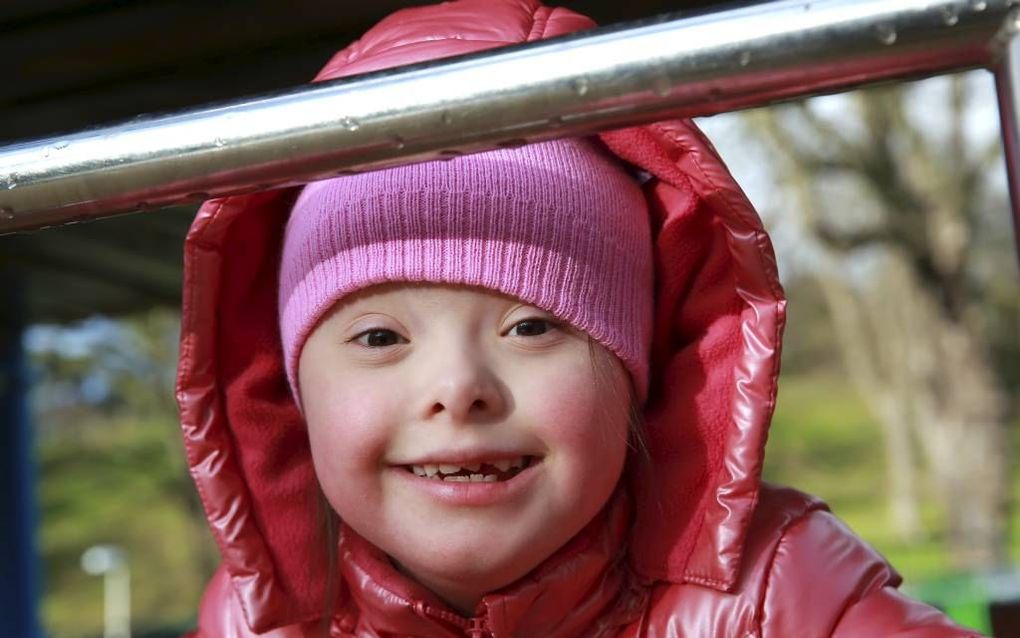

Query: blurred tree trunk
[[818, 271, 924, 543], [748, 77, 1010, 568]]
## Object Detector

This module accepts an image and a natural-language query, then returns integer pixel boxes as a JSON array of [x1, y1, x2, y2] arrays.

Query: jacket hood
[[175, 0, 785, 632]]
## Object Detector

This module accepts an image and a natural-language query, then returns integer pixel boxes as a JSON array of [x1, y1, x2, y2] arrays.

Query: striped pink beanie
[[279, 137, 653, 406]]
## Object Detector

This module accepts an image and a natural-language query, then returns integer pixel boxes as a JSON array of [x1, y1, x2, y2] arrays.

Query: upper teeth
[[493, 459, 512, 472], [409, 456, 528, 480]]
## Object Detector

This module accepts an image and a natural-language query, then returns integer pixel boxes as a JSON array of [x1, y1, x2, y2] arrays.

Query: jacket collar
[[336, 489, 643, 637]]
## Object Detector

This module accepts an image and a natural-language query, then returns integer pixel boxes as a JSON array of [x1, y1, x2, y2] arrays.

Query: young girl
[[176, 1, 982, 636]]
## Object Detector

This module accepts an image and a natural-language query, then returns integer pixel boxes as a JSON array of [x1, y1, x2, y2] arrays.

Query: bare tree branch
[[741, 81, 1012, 567]]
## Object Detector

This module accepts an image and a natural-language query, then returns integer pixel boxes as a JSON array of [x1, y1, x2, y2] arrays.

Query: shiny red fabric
[[176, 1, 981, 635]]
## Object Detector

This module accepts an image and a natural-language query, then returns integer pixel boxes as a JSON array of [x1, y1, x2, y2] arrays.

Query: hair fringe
[[586, 336, 650, 465]]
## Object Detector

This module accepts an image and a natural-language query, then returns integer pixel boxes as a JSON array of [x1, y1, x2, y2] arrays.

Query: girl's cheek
[[517, 354, 603, 437], [305, 378, 394, 487], [524, 351, 628, 475]]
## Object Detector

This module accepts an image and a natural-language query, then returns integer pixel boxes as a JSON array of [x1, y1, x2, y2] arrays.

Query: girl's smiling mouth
[[391, 454, 545, 506], [404, 455, 537, 482]]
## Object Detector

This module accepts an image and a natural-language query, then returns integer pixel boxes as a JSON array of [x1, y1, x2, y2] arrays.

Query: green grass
[[38, 416, 215, 638]]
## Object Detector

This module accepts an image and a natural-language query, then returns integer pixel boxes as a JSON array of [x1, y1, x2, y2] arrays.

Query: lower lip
[[390, 461, 543, 507]]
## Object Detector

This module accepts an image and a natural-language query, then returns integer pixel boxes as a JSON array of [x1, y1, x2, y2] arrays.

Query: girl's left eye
[[349, 329, 406, 348], [508, 318, 558, 337]]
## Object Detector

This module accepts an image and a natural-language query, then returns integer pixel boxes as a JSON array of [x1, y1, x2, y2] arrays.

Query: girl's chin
[[390, 542, 544, 594], [394, 557, 533, 610]]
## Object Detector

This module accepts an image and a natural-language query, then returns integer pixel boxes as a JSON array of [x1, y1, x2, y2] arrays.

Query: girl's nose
[[418, 352, 507, 425]]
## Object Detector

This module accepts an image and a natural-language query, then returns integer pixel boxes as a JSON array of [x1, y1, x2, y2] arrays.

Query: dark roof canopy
[[0, 0, 728, 324]]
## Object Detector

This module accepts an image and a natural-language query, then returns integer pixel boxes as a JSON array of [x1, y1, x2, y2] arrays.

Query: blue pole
[[0, 268, 41, 637]]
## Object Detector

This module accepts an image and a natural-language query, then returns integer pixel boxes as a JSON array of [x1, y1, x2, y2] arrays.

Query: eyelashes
[[349, 329, 407, 348], [506, 317, 559, 338], [348, 317, 561, 349]]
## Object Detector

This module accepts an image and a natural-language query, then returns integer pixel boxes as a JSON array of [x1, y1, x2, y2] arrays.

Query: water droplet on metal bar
[[875, 23, 897, 45], [572, 77, 590, 96], [341, 117, 361, 131], [941, 5, 959, 26]]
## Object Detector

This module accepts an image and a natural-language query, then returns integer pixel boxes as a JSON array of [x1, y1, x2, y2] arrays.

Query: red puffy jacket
[[175, 1, 982, 636]]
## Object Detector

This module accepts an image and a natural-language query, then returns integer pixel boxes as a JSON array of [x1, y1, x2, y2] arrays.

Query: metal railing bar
[[0, 0, 1014, 235]]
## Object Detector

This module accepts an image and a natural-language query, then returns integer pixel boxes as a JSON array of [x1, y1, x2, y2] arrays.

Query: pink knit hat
[[279, 137, 653, 405]]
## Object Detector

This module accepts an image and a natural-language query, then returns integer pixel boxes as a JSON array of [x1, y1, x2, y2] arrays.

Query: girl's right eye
[[348, 329, 407, 348]]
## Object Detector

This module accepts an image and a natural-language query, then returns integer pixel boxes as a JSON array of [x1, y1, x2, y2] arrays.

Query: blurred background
[[0, 0, 1017, 636]]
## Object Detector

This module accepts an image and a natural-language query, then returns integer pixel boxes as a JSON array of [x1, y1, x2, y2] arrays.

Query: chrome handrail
[[0, 0, 1015, 236]]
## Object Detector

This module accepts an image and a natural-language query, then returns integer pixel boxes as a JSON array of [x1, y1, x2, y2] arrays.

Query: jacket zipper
[[465, 616, 490, 638], [413, 601, 492, 637]]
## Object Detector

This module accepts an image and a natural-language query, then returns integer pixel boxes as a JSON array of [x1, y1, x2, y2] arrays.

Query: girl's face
[[298, 282, 631, 615]]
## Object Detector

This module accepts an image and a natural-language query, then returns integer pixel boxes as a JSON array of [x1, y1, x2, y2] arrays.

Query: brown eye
[[352, 329, 406, 348], [509, 318, 556, 337]]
